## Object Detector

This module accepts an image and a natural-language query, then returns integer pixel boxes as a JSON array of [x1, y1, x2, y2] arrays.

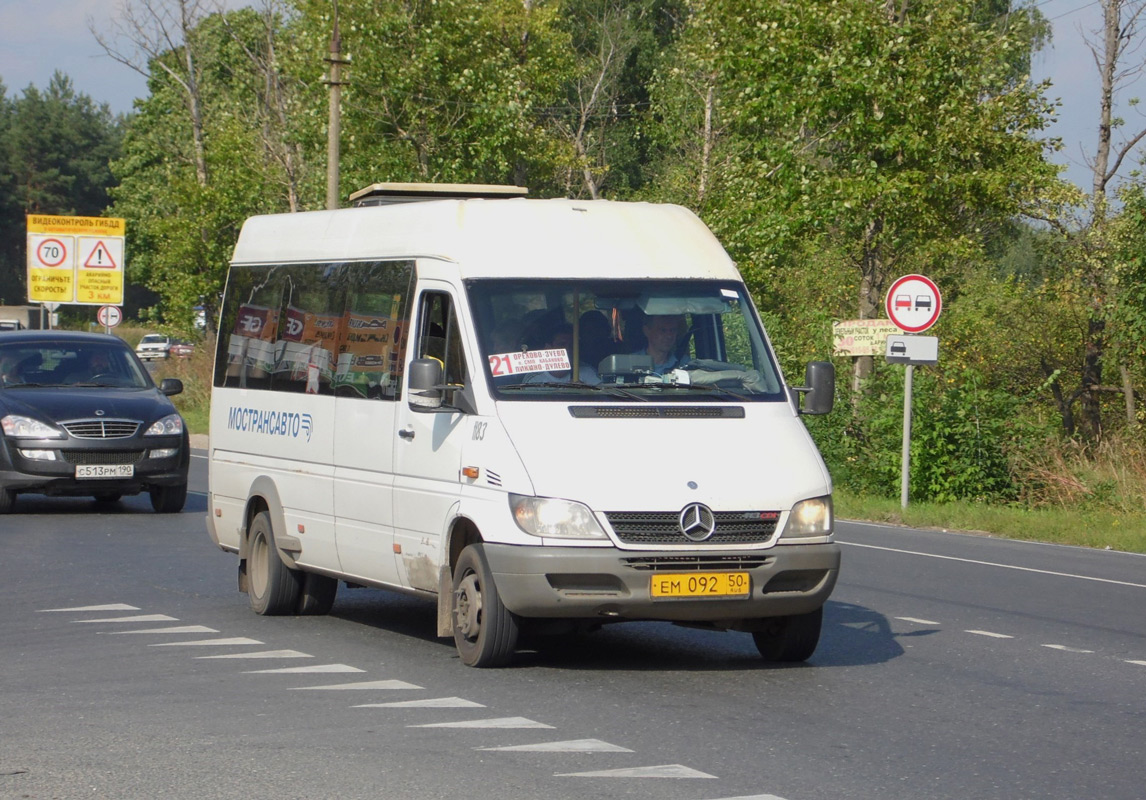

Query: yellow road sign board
[[26, 216, 125, 305]]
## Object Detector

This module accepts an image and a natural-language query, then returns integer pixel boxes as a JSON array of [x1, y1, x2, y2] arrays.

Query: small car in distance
[[169, 340, 195, 358], [0, 331, 189, 513], [135, 333, 173, 361]]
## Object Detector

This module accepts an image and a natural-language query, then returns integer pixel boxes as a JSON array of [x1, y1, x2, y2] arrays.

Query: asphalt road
[[1, 451, 1143, 800]]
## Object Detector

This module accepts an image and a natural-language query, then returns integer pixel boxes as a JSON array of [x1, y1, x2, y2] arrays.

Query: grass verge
[[835, 488, 1146, 554]]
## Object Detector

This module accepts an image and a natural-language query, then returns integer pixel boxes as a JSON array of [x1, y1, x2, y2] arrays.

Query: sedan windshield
[[0, 340, 151, 389], [466, 279, 787, 402]]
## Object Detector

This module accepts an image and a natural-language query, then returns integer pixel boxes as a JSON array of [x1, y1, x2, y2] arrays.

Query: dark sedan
[[0, 331, 189, 513]]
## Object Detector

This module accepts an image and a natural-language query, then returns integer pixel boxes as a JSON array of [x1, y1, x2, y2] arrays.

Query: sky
[[0, 1, 1131, 192]]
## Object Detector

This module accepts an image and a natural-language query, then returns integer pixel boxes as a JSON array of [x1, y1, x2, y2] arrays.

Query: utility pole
[[325, 0, 349, 210]]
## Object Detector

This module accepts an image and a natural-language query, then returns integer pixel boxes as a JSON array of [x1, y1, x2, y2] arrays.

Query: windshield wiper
[[498, 381, 648, 401]]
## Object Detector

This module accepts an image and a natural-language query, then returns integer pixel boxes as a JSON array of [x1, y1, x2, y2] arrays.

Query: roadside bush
[[810, 363, 1020, 503]]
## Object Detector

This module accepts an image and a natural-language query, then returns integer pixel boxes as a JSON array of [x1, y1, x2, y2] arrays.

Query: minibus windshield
[[466, 279, 787, 402]]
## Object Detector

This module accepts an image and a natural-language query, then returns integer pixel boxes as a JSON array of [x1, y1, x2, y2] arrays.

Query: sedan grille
[[606, 511, 780, 545], [61, 419, 141, 439], [61, 450, 144, 465]]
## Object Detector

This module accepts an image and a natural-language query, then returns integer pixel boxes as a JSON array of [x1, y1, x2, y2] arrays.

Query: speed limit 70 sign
[[885, 274, 942, 333]]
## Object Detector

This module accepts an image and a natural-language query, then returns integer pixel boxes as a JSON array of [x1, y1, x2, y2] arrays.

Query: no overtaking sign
[[885, 274, 942, 333]]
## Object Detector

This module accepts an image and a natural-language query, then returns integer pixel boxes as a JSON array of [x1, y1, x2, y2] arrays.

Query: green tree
[[0, 73, 122, 304]]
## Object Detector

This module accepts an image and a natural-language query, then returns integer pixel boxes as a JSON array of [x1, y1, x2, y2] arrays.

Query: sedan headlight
[[509, 494, 608, 540], [145, 414, 184, 436], [1, 415, 64, 439], [783, 495, 833, 538]]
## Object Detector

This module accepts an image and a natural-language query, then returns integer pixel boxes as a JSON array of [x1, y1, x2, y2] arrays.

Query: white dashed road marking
[[411, 717, 554, 729], [106, 626, 219, 635], [896, 617, 940, 626], [1042, 644, 1095, 653], [289, 679, 422, 691], [1128, 660, 1146, 667], [197, 649, 312, 659], [555, 764, 717, 779], [245, 664, 365, 674], [38, 604, 140, 613], [477, 739, 633, 753], [151, 638, 264, 647], [965, 630, 1014, 639], [354, 697, 484, 709]]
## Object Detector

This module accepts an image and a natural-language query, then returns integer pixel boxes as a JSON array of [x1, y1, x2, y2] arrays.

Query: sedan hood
[[0, 386, 176, 425]]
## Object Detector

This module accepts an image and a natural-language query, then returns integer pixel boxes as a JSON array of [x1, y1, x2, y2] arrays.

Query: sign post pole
[[901, 364, 914, 508]]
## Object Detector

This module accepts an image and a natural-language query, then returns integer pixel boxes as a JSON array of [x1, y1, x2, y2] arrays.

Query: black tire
[[752, 607, 823, 663], [451, 544, 519, 668], [149, 482, 187, 513], [247, 510, 302, 615], [296, 572, 338, 615], [0, 487, 14, 514]]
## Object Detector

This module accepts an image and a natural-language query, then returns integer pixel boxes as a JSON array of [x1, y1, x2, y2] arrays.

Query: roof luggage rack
[[349, 182, 529, 207]]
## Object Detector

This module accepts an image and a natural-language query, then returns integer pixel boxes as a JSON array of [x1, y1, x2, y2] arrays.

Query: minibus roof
[[230, 197, 740, 281]]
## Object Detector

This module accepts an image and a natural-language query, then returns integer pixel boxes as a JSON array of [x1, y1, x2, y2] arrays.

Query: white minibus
[[206, 183, 840, 667]]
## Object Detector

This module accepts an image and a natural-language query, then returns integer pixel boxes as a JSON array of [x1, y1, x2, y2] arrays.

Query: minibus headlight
[[145, 414, 184, 436], [1, 415, 64, 439], [783, 495, 833, 538], [509, 494, 608, 540]]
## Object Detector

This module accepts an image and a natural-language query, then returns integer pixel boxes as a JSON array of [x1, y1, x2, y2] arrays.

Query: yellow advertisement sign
[[832, 319, 901, 357], [25, 216, 126, 305]]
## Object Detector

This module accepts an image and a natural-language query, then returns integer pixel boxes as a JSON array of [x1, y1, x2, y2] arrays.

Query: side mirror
[[796, 361, 834, 415], [159, 378, 184, 397], [408, 358, 444, 411]]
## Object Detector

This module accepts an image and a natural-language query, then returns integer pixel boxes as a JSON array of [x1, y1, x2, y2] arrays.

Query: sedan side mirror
[[159, 378, 184, 397]]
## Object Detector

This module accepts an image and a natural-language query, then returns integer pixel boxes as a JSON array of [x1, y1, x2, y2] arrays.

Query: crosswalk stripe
[[197, 650, 311, 659], [354, 697, 484, 709], [37, 604, 140, 612], [477, 739, 632, 753], [289, 680, 422, 691], [411, 717, 553, 729], [150, 637, 264, 647], [105, 626, 219, 635], [73, 615, 178, 623], [245, 664, 365, 674], [555, 764, 717, 779]]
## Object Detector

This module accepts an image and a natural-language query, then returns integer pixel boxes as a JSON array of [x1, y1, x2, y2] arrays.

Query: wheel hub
[[454, 574, 483, 640]]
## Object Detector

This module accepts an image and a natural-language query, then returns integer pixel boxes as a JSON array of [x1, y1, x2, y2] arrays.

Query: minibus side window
[[268, 265, 342, 396], [417, 292, 467, 387], [215, 265, 283, 391], [335, 260, 412, 400]]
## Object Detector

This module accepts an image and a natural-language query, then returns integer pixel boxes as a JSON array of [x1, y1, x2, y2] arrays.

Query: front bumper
[[483, 541, 840, 625], [0, 432, 189, 497]]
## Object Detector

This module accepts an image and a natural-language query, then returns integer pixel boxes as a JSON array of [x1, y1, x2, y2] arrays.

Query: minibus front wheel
[[751, 607, 823, 663], [451, 544, 519, 667]]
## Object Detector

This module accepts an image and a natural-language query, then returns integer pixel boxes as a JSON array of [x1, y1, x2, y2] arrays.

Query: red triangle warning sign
[[84, 240, 117, 269]]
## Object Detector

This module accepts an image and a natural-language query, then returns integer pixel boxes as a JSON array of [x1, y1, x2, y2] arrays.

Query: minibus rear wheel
[[751, 607, 822, 662], [452, 544, 519, 667], [247, 510, 301, 615]]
